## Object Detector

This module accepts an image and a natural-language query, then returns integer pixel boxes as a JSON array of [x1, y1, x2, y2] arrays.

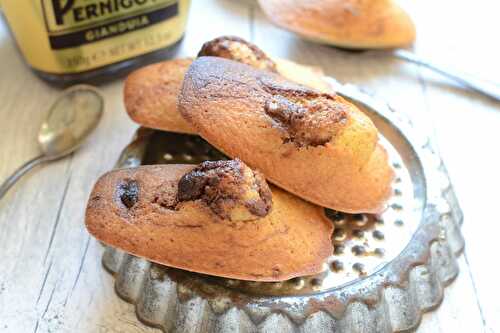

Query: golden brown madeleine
[[85, 163, 333, 281], [179, 57, 393, 213], [258, 0, 416, 49], [124, 58, 196, 134], [330, 143, 395, 213], [123, 36, 334, 133]]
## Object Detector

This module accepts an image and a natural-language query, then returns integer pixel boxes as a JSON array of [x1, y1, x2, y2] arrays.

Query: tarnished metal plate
[[101, 81, 464, 332]]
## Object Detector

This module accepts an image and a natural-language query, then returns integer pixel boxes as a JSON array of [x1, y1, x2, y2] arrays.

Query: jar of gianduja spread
[[1, 0, 190, 85]]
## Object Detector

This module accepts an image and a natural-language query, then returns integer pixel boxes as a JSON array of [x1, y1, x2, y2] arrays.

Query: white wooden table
[[0, 1, 499, 332]]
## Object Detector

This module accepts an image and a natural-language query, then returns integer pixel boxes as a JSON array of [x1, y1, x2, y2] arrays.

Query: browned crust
[[258, 0, 416, 49], [179, 57, 393, 213], [124, 58, 196, 134], [198, 36, 277, 72], [85, 165, 333, 281]]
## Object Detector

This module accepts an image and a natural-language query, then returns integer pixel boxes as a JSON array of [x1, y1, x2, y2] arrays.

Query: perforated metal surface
[[102, 82, 464, 332]]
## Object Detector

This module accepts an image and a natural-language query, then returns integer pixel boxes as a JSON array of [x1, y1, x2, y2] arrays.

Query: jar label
[[2, 0, 190, 73]]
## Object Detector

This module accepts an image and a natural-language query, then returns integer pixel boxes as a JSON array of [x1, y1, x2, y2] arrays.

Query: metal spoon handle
[[0, 155, 47, 200], [393, 49, 500, 102]]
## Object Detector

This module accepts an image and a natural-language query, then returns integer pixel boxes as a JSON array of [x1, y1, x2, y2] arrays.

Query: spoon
[[0, 85, 104, 199], [336, 48, 500, 102], [391, 49, 500, 101]]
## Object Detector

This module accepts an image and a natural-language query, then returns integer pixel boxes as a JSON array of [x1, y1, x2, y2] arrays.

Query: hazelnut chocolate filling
[[198, 36, 277, 72], [117, 179, 139, 208], [262, 82, 348, 147], [177, 159, 272, 221]]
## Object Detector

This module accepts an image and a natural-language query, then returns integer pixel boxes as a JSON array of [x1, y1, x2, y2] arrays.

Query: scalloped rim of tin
[[100, 80, 464, 332]]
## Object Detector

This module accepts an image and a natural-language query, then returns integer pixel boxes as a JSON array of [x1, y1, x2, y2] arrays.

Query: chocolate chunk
[[177, 159, 272, 221], [177, 170, 208, 201], [262, 82, 348, 147], [117, 180, 139, 208]]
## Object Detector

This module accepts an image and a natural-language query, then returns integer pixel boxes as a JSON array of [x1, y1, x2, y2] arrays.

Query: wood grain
[[0, 0, 498, 332]]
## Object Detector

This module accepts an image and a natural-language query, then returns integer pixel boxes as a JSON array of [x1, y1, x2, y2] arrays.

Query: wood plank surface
[[0, 0, 498, 332]]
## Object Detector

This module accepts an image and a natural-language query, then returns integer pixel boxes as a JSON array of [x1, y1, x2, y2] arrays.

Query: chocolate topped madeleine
[[123, 36, 332, 134], [85, 164, 333, 281], [179, 57, 394, 213]]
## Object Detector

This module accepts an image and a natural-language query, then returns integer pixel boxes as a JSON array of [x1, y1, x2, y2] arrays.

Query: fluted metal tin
[[101, 81, 464, 332]]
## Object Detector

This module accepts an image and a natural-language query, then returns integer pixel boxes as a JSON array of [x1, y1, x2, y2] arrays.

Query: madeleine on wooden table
[[85, 160, 334, 281], [258, 0, 416, 49]]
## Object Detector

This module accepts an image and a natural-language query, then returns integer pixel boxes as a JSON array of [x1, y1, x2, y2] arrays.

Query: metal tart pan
[[101, 82, 464, 332]]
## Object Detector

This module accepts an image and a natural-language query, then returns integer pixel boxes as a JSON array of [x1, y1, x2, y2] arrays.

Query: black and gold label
[[42, 0, 179, 49], [1, 0, 190, 73]]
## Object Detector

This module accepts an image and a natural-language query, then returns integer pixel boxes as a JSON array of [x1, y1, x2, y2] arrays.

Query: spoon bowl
[[0, 85, 104, 199], [38, 85, 103, 159]]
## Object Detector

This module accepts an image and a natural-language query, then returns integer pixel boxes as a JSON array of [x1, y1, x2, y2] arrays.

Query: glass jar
[[1, 0, 191, 85]]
